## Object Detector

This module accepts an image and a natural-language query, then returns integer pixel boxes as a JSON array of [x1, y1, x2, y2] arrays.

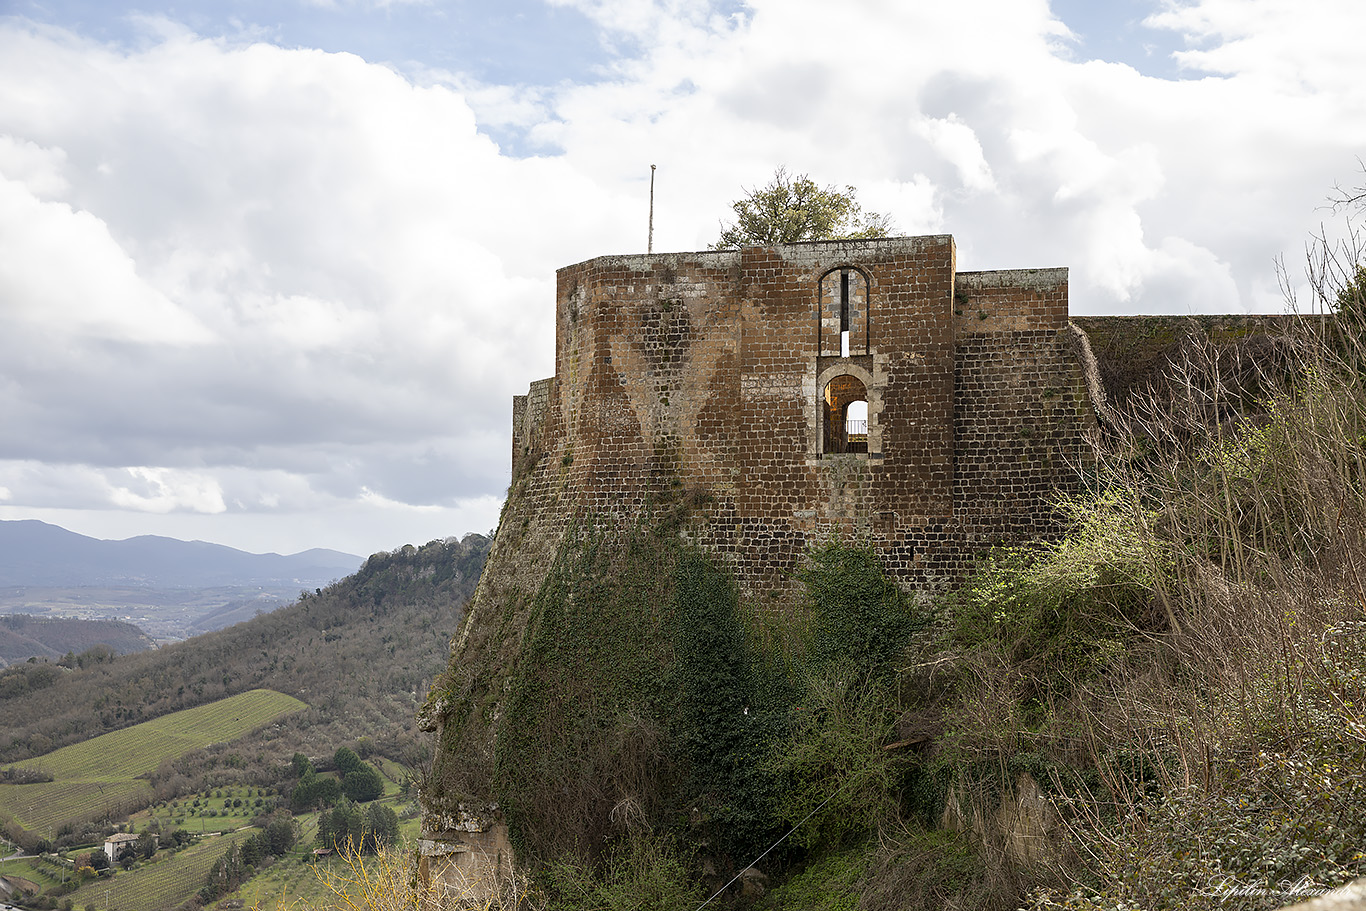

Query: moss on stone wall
[[494, 517, 683, 863], [485, 516, 795, 867]]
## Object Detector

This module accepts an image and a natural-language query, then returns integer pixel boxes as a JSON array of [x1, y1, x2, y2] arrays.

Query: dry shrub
[[858, 822, 1023, 911], [534, 835, 703, 911], [1018, 235, 1366, 908], [259, 843, 540, 911]]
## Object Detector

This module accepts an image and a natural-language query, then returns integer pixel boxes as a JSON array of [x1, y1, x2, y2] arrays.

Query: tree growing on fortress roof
[[711, 166, 893, 249]]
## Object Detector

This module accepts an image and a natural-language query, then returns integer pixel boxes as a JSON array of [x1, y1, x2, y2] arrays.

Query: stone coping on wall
[[555, 234, 957, 274], [957, 267, 1068, 290]]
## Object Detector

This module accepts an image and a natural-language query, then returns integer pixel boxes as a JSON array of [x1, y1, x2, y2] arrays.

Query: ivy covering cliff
[[424, 506, 934, 905]]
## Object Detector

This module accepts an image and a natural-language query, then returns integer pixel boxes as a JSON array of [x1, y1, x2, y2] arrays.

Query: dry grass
[[1005, 224, 1366, 909], [253, 844, 541, 911]]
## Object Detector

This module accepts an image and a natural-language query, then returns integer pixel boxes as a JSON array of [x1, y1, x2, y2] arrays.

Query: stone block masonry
[[508, 235, 1099, 594]]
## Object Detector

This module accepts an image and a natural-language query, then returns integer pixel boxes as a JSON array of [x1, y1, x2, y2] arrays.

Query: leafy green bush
[[755, 844, 871, 911], [951, 491, 1160, 689], [342, 763, 384, 802], [671, 549, 789, 861], [291, 771, 341, 811], [334, 745, 362, 776], [798, 539, 926, 678], [765, 665, 899, 850]]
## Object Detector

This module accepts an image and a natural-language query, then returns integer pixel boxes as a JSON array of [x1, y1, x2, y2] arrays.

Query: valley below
[[0, 532, 490, 911], [0, 585, 300, 647]]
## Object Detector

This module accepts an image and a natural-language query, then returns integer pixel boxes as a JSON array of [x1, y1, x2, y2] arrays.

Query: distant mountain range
[[0, 520, 362, 588]]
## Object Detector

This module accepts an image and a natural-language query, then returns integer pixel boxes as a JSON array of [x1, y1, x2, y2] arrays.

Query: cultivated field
[[132, 784, 281, 835], [64, 829, 256, 911], [0, 779, 149, 834], [0, 855, 64, 892], [0, 689, 306, 832]]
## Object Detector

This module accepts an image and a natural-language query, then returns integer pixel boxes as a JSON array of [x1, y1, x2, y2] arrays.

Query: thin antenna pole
[[648, 164, 656, 254]]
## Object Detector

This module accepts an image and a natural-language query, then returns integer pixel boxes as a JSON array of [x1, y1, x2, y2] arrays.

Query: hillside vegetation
[[0, 533, 489, 817], [0, 614, 154, 665], [422, 257, 1366, 909], [0, 689, 304, 832]]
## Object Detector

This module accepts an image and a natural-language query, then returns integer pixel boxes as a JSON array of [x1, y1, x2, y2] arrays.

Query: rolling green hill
[[0, 533, 489, 843], [0, 689, 304, 832]]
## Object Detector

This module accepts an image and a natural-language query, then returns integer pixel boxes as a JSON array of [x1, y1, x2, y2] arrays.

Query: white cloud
[[1150, 0, 1366, 96], [359, 486, 442, 511], [2, 0, 1366, 551], [0, 173, 212, 344], [0, 461, 222, 514], [0, 24, 587, 515], [109, 467, 227, 514], [914, 116, 996, 193], [0, 135, 70, 198]]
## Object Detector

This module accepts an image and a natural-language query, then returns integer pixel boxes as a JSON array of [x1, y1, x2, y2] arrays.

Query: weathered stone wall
[[505, 236, 1095, 594], [1071, 314, 1300, 407], [951, 270, 1095, 561], [510, 378, 551, 477]]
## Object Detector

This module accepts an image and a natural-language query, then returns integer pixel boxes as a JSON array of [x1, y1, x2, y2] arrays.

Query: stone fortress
[[511, 234, 1098, 592], [417, 234, 1289, 899]]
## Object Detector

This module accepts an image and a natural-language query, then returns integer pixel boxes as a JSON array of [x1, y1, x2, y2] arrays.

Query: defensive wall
[[509, 234, 1096, 593]]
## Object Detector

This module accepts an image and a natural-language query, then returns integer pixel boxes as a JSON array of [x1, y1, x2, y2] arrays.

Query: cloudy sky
[[1, 0, 1364, 559]]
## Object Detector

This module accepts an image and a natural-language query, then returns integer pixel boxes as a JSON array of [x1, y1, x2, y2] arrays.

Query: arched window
[[823, 374, 869, 454], [818, 267, 869, 357]]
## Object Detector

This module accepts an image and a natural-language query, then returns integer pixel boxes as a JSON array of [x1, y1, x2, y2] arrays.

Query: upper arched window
[[818, 267, 869, 357]]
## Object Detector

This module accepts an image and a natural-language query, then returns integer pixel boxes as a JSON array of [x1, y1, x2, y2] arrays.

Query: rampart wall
[[506, 236, 1097, 593]]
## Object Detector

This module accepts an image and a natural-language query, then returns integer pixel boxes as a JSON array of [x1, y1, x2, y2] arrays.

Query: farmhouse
[[103, 832, 140, 862]]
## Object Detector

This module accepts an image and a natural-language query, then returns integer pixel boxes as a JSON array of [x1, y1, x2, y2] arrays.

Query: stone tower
[[511, 235, 1095, 592]]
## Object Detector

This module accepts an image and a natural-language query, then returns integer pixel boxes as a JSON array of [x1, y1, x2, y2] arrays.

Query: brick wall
[[507, 236, 1097, 594]]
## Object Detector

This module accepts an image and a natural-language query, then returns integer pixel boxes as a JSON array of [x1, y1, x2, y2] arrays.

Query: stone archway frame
[[813, 361, 881, 458]]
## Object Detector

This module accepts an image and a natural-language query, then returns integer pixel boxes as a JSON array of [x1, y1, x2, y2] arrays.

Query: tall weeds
[[257, 843, 541, 911], [1010, 234, 1366, 909]]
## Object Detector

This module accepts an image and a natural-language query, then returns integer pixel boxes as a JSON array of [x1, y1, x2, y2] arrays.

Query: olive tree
[[711, 166, 893, 249]]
